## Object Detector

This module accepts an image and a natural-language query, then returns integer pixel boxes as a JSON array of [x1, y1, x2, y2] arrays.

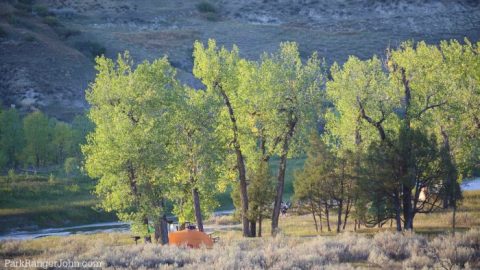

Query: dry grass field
[[1, 191, 479, 269]]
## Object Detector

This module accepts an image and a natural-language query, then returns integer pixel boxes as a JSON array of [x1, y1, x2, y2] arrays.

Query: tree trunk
[[318, 208, 323, 232], [271, 117, 297, 236], [154, 215, 169, 245], [192, 187, 204, 232], [343, 199, 351, 231], [250, 220, 257, 237], [310, 200, 318, 232], [452, 194, 457, 236], [219, 88, 251, 237], [337, 199, 343, 233], [441, 127, 454, 209], [394, 190, 402, 231], [258, 216, 263, 237], [271, 149, 288, 236], [143, 217, 152, 243], [399, 67, 415, 231], [325, 201, 331, 232]]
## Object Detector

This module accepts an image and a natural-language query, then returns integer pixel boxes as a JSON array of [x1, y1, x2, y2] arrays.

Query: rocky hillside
[[0, 0, 479, 120]]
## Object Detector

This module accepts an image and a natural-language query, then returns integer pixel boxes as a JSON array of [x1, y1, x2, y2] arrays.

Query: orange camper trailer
[[168, 228, 214, 248]]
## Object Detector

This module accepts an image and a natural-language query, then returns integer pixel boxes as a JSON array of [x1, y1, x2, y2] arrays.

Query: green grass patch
[[0, 174, 115, 233]]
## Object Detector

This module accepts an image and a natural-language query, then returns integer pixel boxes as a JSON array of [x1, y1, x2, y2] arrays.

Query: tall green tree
[[0, 108, 24, 169], [256, 42, 324, 236], [51, 121, 74, 164], [22, 111, 50, 168], [326, 39, 478, 230], [193, 39, 254, 237], [294, 132, 333, 233], [83, 53, 182, 244], [168, 88, 228, 232]]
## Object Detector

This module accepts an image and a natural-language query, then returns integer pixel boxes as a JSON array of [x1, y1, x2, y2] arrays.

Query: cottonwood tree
[[0, 108, 24, 170], [193, 39, 257, 237], [257, 42, 324, 236], [325, 55, 402, 229], [168, 88, 228, 232], [83, 53, 181, 243], [326, 40, 478, 230], [232, 159, 275, 237], [387, 41, 473, 230], [22, 111, 51, 168]]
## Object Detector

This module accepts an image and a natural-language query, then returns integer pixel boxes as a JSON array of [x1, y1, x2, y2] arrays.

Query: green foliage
[[43, 16, 60, 27], [83, 52, 184, 234], [22, 111, 50, 168], [324, 39, 480, 229], [168, 88, 227, 224], [32, 5, 50, 17], [0, 108, 24, 169], [24, 34, 36, 42], [196, 1, 217, 13], [0, 174, 115, 232], [64, 157, 79, 176], [247, 161, 276, 221]]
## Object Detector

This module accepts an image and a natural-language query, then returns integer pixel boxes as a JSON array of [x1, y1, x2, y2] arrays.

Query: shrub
[[43, 16, 60, 27], [6, 14, 18, 25], [211, 215, 239, 225], [13, 2, 31, 12], [65, 184, 80, 193], [32, 5, 50, 17], [7, 169, 16, 182], [0, 241, 23, 257], [74, 41, 106, 58], [64, 157, 79, 176], [196, 1, 216, 13], [0, 26, 7, 38], [205, 12, 220, 22], [55, 27, 80, 39], [24, 34, 36, 42], [3, 229, 480, 269]]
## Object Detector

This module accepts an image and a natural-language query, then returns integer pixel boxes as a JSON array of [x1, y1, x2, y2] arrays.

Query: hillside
[[0, 0, 479, 119]]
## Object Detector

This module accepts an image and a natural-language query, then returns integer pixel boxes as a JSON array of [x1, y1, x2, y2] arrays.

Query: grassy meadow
[[0, 158, 306, 233], [0, 172, 116, 233]]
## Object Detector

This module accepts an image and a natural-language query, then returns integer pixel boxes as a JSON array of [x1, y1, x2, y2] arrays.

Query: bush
[[204, 12, 220, 22], [64, 157, 79, 176], [65, 184, 80, 193], [74, 41, 106, 58], [43, 16, 60, 27], [211, 215, 240, 225], [55, 27, 80, 39], [2, 229, 480, 269], [13, 2, 31, 12], [32, 5, 50, 17], [0, 26, 7, 38], [196, 1, 216, 13], [24, 34, 36, 42], [6, 14, 18, 25]]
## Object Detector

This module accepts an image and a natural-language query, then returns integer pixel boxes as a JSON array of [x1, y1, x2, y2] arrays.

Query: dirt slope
[[0, 0, 479, 119]]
